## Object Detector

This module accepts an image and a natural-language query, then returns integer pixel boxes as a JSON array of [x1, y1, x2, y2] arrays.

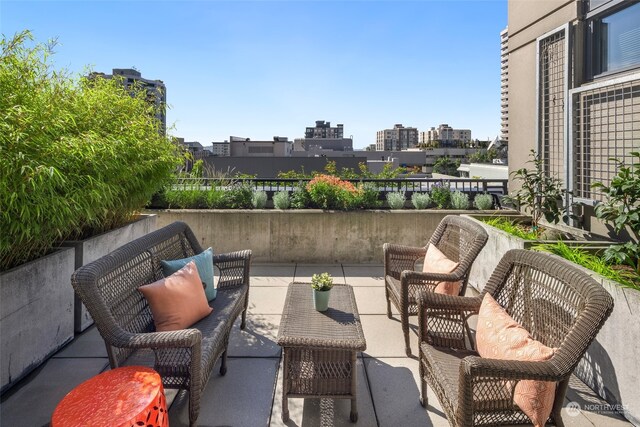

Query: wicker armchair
[[417, 249, 614, 427], [383, 215, 488, 356], [71, 222, 251, 427]]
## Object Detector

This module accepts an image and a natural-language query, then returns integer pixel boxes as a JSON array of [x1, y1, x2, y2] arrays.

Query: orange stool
[[51, 366, 168, 427]]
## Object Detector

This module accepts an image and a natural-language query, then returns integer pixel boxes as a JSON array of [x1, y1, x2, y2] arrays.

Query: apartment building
[[91, 68, 166, 136], [500, 27, 509, 142], [296, 120, 353, 151], [508, 0, 640, 238], [207, 142, 230, 157], [421, 124, 472, 146], [376, 124, 419, 151], [305, 121, 344, 138]]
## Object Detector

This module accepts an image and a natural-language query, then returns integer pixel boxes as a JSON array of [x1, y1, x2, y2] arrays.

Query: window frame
[[586, 0, 640, 81]]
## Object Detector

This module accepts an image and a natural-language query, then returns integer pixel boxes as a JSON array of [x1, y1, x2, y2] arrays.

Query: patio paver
[[0, 263, 631, 427]]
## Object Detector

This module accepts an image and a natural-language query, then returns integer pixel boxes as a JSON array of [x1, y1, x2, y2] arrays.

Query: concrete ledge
[[147, 209, 494, 264], [0, 247, 75, 394], [62, 214, 157, 332]]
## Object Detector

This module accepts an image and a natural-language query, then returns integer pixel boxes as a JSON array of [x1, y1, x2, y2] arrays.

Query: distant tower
[[500, 27, 509, 143], [91, 68, 167, 136]]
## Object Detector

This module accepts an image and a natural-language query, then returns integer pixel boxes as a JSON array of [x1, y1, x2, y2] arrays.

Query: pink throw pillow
[[476, 293, 556, 427], [138, 261, 213, 332], [422, 244, 461, 295]]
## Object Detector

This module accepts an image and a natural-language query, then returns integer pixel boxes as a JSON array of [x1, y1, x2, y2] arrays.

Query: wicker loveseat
[[71, 221, 251, 427], [417, 249, 614, 426], [383, 215, 488, 356]]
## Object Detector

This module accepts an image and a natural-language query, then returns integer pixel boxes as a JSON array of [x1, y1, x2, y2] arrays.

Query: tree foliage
[[0, 31, 180, 270]]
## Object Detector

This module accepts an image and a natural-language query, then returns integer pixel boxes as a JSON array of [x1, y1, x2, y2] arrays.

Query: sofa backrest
[[71, 221, 203, 365]]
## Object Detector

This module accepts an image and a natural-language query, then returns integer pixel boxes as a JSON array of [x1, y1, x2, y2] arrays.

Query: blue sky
[[1, 0, 507, 148]]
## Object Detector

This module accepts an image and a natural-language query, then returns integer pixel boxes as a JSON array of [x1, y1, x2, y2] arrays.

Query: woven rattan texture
[[383, 215, 488, 356], [277, 283, 366, 351], [417, 249, 614, 427], [71, 221, 251, 427]]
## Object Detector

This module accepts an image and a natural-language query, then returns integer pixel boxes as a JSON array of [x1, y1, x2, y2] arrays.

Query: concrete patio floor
[[1, 264, 633, 427]]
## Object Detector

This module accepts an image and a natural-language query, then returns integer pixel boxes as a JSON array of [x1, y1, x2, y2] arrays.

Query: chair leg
[[189, 388, 200, 427], [220, 350, 228, 375], [386, 297, 393, 319], [419, 351, 427, 407], [402, 315, 412, 356], [240, 308, 247, 330]]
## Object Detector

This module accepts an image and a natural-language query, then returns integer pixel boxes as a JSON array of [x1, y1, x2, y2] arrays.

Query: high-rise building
[[305, 121, 344, 138], [500, 27, 509, 143], [376, 124, 418, 151], [90, 68, 166, 136]]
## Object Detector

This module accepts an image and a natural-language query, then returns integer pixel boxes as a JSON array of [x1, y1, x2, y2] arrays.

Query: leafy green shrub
[[450, 191, 469, 210], [306, 175, 360, 210], [222, 184, 253, 209], [534, 242, 639, 291], [290, 184, 310, 209], [386, 192, 406, 210], [505, 150, 564, 231], [206, 188, 227, 208], [355, 182, 381, 209], [0, 31, 179, 270], [273, 191, 290, 209], [430, 184, 451, 209], [593, 152, 640, 274], [474, 193, 493, 210], [251, 190, 268, 209], [411, 193, 431, 210]]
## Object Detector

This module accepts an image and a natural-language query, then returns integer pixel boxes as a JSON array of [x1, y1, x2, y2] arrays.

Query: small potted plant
[[311, 272, 334, 312]]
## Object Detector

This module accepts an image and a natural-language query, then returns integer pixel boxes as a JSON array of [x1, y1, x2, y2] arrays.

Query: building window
[[590, 2, 640, 78]]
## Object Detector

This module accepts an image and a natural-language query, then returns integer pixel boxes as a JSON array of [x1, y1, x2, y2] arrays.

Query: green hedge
[[0, 31, 180, 270]]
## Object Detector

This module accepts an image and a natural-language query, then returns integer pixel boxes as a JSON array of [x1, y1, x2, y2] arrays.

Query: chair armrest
[[213, 249, 251, 289], [401, 270, 465, 285], [457, 355, 564, 426], [417, 292, 482, 349], [461, 355, 563, 382], [383, 243, 427, 279], [109, 328, 203, 350]]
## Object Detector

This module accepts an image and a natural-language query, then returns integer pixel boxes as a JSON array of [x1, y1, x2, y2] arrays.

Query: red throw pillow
[[422, 244, 461, 295], [138, 261, 213, 332], [476, 293, 556, 427]]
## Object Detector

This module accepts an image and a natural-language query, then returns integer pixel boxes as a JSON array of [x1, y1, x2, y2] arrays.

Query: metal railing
[[172, 177, 508, 198]]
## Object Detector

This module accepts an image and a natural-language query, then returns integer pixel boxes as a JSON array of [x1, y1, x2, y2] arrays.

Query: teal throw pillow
[[161, 247, 216, 301]]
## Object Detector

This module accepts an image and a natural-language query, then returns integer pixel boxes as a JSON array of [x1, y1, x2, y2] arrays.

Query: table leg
[[282, 349, 289, 422], [350, 351, 358, 422]]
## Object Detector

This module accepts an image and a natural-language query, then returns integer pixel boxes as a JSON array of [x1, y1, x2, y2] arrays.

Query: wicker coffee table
[[277, 282, 367, 422]]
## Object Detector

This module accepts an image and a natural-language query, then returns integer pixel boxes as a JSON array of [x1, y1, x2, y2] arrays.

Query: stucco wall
[[507, 0, 579, 193]]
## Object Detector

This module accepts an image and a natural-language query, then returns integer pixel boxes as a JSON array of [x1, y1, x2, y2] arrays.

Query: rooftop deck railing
[[172, 177, 509, 198]]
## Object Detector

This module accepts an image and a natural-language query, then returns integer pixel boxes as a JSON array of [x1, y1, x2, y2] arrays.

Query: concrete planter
[[461, 214, 615, 292], [0, 246, 75, 394], [62, 214, 157, 332], [568, 264, 640, 425], [146, 209, 495, 264]]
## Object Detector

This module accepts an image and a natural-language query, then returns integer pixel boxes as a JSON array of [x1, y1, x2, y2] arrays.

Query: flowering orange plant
[[306, 175, 359, 194], [306, 174, 362, 210]]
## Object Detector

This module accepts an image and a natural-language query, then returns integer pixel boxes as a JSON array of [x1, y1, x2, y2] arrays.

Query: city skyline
[[1, 0, 507, 148]]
